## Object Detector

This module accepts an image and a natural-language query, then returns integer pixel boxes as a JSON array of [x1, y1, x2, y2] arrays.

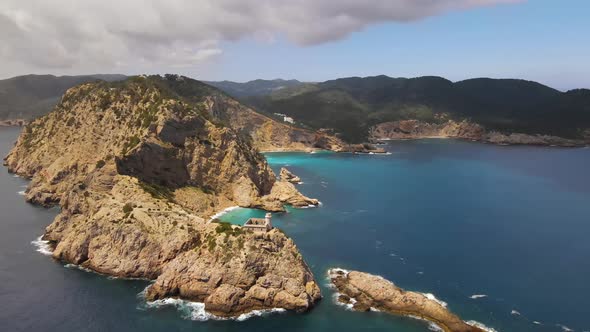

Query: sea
[[1, 126, 589, 332]]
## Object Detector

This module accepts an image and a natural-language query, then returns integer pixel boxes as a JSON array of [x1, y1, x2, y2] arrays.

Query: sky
[[0, 0, 588, 90]]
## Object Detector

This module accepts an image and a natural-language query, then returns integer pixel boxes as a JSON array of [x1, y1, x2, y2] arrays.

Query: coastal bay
[[2, 127, 590, 331]]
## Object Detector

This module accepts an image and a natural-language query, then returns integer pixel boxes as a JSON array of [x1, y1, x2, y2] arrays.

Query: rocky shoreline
[[0, 119, 27, 127], [4, 76, 323, 318], [328, 269, 489, 332], [370, 120, 589, 148]]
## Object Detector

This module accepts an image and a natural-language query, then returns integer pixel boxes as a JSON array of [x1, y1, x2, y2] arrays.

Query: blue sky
[[1, 0, 588, 90], [208, 0, 589, 90]]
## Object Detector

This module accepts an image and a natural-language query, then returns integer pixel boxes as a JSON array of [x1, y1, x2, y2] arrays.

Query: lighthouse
[[265, 212, 273, 229]]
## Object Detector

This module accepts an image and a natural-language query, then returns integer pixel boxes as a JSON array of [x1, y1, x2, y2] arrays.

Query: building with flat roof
[[243, 213, 273, 232]]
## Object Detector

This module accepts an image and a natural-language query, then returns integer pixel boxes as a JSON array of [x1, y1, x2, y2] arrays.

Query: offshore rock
[[328, 269, 487, 332]]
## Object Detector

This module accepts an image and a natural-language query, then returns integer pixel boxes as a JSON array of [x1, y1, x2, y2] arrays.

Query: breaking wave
[[420, 293, 447, 308], [31, 236, 53, 256], [469, 294, 488, 299], [142, 296, 285, 321], [208, 206, 239, 222], [64, 264, 93, 273], [406, 315, 443, 332], [465, 320, 498, 332]]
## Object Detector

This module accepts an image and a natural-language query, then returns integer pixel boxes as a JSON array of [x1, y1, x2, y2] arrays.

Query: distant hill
[[0, 74, 126, 120], [205, 79, 304, 98], [227, 75, 590, 143]]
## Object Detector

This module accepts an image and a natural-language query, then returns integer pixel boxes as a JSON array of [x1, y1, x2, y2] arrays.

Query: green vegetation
[[121, 135, 141, 154], [0, 74, 126, 120], [122, 203, 133, 218], [138, 181, 175, 201], [205, 79, 304, 98], [214, 221, 243, 237], [230, 76, 590, 142], [95, 160, 106, 169]]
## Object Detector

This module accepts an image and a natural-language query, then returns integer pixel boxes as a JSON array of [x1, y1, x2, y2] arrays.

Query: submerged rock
[[328, 269, 488, 332]]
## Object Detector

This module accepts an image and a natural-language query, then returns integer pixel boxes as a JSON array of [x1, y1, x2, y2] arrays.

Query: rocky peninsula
[[328, 269, 488, 332], [4, 75, 323, 317], [370, 119, 589, 147]]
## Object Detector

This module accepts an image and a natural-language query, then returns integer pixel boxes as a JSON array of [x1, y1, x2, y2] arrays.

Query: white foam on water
[[64, 263, 93, 273], [470, 294, 488, 299], [208, 206, 239, 222], [331, 292, 356, 311], [31, 236, 53, 256], [556, 324, 574, 332], [143, 296, 285, 321], [421, 293, 448, 308], [369, 307, 381, 312], [465, 320, 499, 332], [406, 315, 443, 332], [389, 253, 397, 257], [427, 322, 444, 332], [13, 174, 20, 178], [533, 321, 542, 325], [417, 271, 424, 275], [17, 190, 25, 196], [511, 310, 521, 316], [297, 204, 318, 209], [235, 308, 286, 321], [328, 268, 350, 278]]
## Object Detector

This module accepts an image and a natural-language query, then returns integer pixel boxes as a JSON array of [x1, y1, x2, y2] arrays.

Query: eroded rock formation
[[3, 75, 322, 317], [280, 167, 301, 184], [328, 269, 487, 332]]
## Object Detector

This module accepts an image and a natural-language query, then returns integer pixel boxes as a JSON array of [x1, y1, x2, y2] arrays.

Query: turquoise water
[[1, 127, 589, 331]]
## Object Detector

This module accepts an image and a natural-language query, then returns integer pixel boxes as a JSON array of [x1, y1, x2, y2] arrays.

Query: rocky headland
[[370, 119, 588, 147], [4, 75, 323, 317], [328, 269, 488, 332]]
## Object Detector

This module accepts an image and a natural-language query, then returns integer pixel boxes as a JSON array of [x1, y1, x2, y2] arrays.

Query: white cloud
[[0, 0, 522, 76]]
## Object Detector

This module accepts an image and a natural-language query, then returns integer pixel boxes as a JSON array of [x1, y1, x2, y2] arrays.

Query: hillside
[[205, 79, 304, 98], [0, 74, 126, 120], [225, 75, 590, 143], [3, 74, 322, 317]]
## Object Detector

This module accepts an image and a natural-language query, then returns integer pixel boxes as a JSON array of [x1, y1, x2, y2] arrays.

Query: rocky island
[[4, 75, 324, 317], [328, 269, 488, 332]]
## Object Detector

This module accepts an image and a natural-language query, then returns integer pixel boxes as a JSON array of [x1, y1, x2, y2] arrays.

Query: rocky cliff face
[[202, 94, 348, 152], [328, 269, 486, 332], [3, 75, 321, 316], [370, 119, 588, 147]]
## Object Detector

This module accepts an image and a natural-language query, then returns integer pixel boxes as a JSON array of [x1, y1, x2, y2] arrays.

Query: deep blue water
[[1, 127, 589, 332]]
